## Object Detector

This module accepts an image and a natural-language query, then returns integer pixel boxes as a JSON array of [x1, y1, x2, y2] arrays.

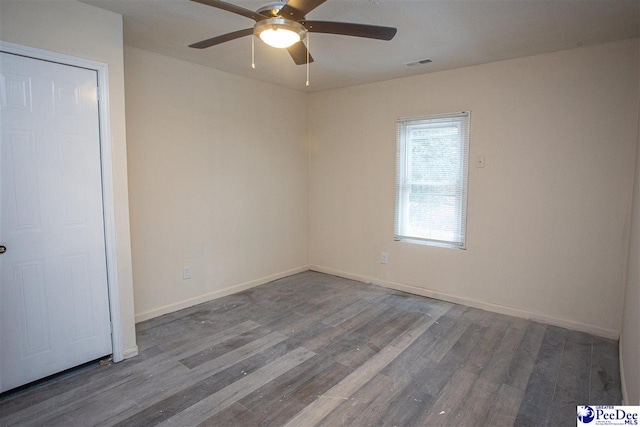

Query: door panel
[[0, 52, 112, 393]]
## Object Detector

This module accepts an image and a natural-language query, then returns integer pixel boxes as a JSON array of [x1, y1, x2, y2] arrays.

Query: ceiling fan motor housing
[[256, 1, 288, 17], [257, 1, 305, 20]]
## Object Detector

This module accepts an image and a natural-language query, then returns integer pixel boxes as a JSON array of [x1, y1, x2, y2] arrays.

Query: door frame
[[0, 41, 124, 363]]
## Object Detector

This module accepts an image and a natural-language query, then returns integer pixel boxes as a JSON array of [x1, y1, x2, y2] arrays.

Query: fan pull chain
[[251, 36, 255, 69], [305, 33, 310, 87]]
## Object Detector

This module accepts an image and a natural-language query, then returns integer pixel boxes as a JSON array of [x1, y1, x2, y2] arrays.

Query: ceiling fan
[[188, 0, 397, 65]]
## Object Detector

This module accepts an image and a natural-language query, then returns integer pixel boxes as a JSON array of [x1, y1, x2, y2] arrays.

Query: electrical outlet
[[381, 252, 389, 264], [183, 266, 191, 280]]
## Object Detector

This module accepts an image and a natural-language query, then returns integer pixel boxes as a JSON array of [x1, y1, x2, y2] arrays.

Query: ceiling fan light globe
[[259, 28, 300, 48]]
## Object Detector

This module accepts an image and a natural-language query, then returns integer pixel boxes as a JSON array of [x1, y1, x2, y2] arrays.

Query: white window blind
[[395, 112, 470, 249]]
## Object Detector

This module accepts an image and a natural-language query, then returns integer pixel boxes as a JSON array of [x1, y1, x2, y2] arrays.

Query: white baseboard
[[310, 264, 620, 340], [123, 346, 139, 360], [134, 266, 309, 323], [620, 339, 628, 405]]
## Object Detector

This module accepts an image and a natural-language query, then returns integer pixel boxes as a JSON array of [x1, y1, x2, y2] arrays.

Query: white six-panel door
[[0, 52, 112, 392]]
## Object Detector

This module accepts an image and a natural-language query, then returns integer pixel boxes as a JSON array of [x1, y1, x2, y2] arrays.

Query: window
[[395, 112, 470, 249]]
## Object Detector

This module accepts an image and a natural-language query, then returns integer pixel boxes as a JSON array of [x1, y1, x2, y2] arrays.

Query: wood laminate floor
[[0, 271, 622, 426]]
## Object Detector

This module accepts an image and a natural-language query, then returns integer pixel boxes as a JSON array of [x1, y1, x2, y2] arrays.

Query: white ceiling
[[80, 0, 640, 92]]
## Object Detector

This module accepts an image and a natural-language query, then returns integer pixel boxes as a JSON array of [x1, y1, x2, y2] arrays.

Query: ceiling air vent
[[406, 58, 432, 67]]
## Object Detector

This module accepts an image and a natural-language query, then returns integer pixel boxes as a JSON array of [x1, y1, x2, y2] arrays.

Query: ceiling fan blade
[[302, 21, 397, 40], [287, 41, 314, 65], [279, 0, 327, 20], [189, 28, 254, 49], [190, 0, 266, 21]]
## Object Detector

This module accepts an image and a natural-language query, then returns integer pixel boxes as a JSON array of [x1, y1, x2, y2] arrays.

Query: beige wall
[[309, 39, 639, 338], [620, 39, 640, 405], [124, 47, 309, 321], [0, 0, 137, 356]]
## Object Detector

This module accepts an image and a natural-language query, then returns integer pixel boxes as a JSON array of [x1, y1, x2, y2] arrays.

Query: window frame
[[394, 111, 470, 249]]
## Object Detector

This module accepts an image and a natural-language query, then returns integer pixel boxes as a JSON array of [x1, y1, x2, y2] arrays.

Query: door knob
[[0, 246, 6, 254]]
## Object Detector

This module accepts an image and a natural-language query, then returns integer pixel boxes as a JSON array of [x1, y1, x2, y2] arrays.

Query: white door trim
[[0, 41, 124, 363]]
